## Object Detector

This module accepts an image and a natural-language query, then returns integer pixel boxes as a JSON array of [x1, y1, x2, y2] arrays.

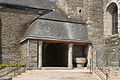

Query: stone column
[[38, 41, 43, 69], [68, 43, 73, 69], [87, 44, 93, 67], [27, 40, 30, 68]]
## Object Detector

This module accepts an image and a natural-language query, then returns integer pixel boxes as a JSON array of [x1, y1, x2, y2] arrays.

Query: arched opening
[[42, 43, 68, 67], [112, 4, 118, 34], [104, 3, 118, 36]]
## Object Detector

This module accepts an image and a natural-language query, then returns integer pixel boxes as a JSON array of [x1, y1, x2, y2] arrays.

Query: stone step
[[41, 67, 70, 70], [16, 74, 95, 78], [26, 68, 91, 73], [12, 77, 98, 80], [12, 69, 100, 80], [0, 77, 12, 80]]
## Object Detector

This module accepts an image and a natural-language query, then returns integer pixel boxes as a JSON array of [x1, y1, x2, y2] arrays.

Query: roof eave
[[20, 36, 92, 45], [0, 2, 53, 14]]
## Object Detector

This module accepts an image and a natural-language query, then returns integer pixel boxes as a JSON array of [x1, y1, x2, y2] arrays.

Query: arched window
[[112, 5, 118, 34], [104, 3, 118, 36]]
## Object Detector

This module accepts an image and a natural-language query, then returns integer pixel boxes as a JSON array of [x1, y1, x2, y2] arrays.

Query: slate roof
[[0, 0, 56, 9], [39, 9, 85, 24], [21, 15, 90, 43], [0, 0, 90, 43], [0, 0, 83, 23]]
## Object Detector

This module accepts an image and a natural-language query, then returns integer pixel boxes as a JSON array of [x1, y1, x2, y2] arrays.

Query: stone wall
[[20, 41, 28, 58], [57, 0, 84, 21], [103, 0, 120, 37], [67, 0, 84, 21], [58, 0, 105, 60], [0, 8, 39, 62], [57, 0, 68, 14], [20, 40, 30, 67], [0, 19, 2, 62], [58, 0, 106, 66], [101, 0, 120, 66], [29, 40, 38, 68], [84, 0, 120, 66], [102, 35, 120, 66], [1, 0, 120, 67], [84, 0, 105, 65]]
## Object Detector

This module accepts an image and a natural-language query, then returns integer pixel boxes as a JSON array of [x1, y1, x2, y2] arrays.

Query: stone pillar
[[68, 43, 73, 69], [27, 40, 30, 68], [38, 41, 43, 69], [29, 40, 38, 69], [87, 44, 93, 67]]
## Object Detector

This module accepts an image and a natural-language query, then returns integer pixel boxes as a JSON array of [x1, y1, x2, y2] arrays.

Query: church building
[[0, 0, 119, 69]]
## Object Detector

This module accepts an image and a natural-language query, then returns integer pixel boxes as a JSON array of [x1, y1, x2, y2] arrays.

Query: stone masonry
[[57, 0, 120, 66], [0, 0, 119, 67], [0, 8, 39, 62], [57, 0, 84, 21]]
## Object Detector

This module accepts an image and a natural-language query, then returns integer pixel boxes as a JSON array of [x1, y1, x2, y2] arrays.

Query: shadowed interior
[[42, 42, 68, 67]]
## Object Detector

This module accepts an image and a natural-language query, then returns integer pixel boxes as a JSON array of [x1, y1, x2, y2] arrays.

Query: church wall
[[0, 0, 119, 67], [0, 19, 2, 62], [57, 0, 68, 14], [20, 41, 28, 58], [57, 0, 84, 21], [29, 40, 38, 68], [102, 0, 120, 66], [67, 0, 84, 21], [0, 9, 39, 62], [57, 0, 105, 66], [84, 0, 105, 66], [84, 0, 120, 66], [103, 0, 120, 36], [20, 40, 29, 66]]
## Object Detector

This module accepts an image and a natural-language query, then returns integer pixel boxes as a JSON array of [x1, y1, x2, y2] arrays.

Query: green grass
[[0, 62, 27, 70]]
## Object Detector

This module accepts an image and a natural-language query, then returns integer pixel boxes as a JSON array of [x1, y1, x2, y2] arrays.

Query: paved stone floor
[[108, 67, 120, 80], [12, 68, 100, 80]]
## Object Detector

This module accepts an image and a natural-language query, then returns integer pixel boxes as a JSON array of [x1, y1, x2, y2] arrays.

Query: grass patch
[[0, 62, 27, 70]]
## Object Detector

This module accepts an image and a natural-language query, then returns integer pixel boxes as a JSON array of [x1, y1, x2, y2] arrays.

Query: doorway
[[42, 43, 68, 67]]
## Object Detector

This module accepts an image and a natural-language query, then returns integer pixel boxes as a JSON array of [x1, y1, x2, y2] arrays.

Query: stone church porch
[[20, 39, 92, 70]]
